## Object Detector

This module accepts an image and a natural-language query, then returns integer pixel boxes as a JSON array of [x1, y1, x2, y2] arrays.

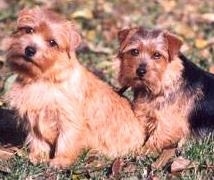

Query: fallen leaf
[[87, 43, 112, 54], [123, 162, 137, 174], [195, 38, 208, 49], [72, 174, 82, 180], [184, 4, 198, 13], [0, 147, 15, 160], [170, 156, 191, 173], [111, 158, 124, 177], [151, 176, 160, 180], [71, 9, 93, 19], [207, 37, 214, 47], [199, 49, 210, 59], [86, 30, 96, 41], [158, 0, 176, 12], [0, 0, 8, 10], [85, 155, 98, 164], [201, 13, 214, 23], [180, 43, 190, 53], [152, 148, 176, 169], [174, 23, 195, 39], [102, 2, 113, 13]]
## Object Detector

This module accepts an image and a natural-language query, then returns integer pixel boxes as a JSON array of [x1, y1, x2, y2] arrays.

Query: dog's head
[[117, 27, 182, 95], [6, 7, 81, 80]]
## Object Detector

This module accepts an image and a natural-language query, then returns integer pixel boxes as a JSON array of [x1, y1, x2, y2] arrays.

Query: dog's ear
[[69, 29, 81, 50], [164, 32, 183, 61], [118, 28, 138, 55], [65, 26, 81, 59], [17, 7, 42, 27], [17, 8, 32, 27], [118, 29, 130, 44], [66, 24, 81, 58]]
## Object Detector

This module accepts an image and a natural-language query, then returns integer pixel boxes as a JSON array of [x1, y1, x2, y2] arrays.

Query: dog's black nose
[[25, 46, 36, 58], [136, 64, 146, 77]]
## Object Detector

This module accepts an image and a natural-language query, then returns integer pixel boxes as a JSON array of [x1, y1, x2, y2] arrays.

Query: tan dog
[[5, 8, 146, 168], [117, 27, 211, 154]]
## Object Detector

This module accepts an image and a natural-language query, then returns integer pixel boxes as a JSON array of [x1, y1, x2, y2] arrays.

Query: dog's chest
[[6, 81, 69, 117], [153, 93, 192, 124]]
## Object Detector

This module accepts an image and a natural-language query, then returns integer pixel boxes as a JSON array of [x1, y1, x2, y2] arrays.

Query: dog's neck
[[161, 56, 184, 96]]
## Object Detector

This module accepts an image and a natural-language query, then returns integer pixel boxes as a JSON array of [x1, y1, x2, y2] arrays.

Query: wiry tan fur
[[5, 8, 146, 168], [134, 58, 202, 153], [117, 27, 202, 153]]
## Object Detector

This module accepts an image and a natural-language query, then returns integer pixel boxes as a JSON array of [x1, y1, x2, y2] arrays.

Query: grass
[[180, 136, 214, 179], [0, 0, 214, 179], [0, 136, 213, 179]]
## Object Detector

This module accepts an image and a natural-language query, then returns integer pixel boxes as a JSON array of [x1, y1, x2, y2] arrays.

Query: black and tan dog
[[117, 27, 214, 153]]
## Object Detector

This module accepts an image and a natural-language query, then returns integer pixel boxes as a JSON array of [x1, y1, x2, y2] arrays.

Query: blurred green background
[[1, 0, 214, 95]]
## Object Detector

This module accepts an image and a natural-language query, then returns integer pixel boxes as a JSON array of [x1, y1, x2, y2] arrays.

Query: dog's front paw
[[49, 157, 73, 169], [29, 151, 49, 165]]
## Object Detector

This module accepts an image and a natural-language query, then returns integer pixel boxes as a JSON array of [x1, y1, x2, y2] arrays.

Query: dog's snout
[[25, 46, 36, 58], [136, 64, 146, 77]]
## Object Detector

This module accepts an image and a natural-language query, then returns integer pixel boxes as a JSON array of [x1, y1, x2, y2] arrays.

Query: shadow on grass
[[0, 108, 26, 147]]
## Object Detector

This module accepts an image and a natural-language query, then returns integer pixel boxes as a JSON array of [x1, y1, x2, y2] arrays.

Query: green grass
[[1, 136, 213, 179], [180, 136, 214, 179], [0, 0, 214, 179]]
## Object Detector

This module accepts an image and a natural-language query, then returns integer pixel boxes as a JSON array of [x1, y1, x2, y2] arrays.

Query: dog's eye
[[130, 49, 140, 56], [48, 40, 58, 47], [25, 27, 34, 34], [18, 27, 34, 34], [152, 51, 162, 59]]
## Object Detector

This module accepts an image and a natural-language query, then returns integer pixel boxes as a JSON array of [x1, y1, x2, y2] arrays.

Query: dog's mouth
[[133, 76, 147, 85], [134, 76, 144, 81], [22, 55, 39, 66], [132, 76, 151, 89], [6, 52, 42, 77], [132, 76, 161, 96], [7, 52, 40, 68]]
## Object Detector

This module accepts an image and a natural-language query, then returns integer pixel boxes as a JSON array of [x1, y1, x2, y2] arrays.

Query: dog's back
[[180, 54, 214, 137]]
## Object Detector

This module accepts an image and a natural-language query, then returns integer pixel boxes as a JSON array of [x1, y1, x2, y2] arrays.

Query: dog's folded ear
[[118, 27, 138, 53], [17, 7, 42, 27], [118, 27, 139, 44], [164, 31, 183, 61], [69, 29, 81, 50], [66, 23, 81, 58], [118, 28, 130, 44]]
